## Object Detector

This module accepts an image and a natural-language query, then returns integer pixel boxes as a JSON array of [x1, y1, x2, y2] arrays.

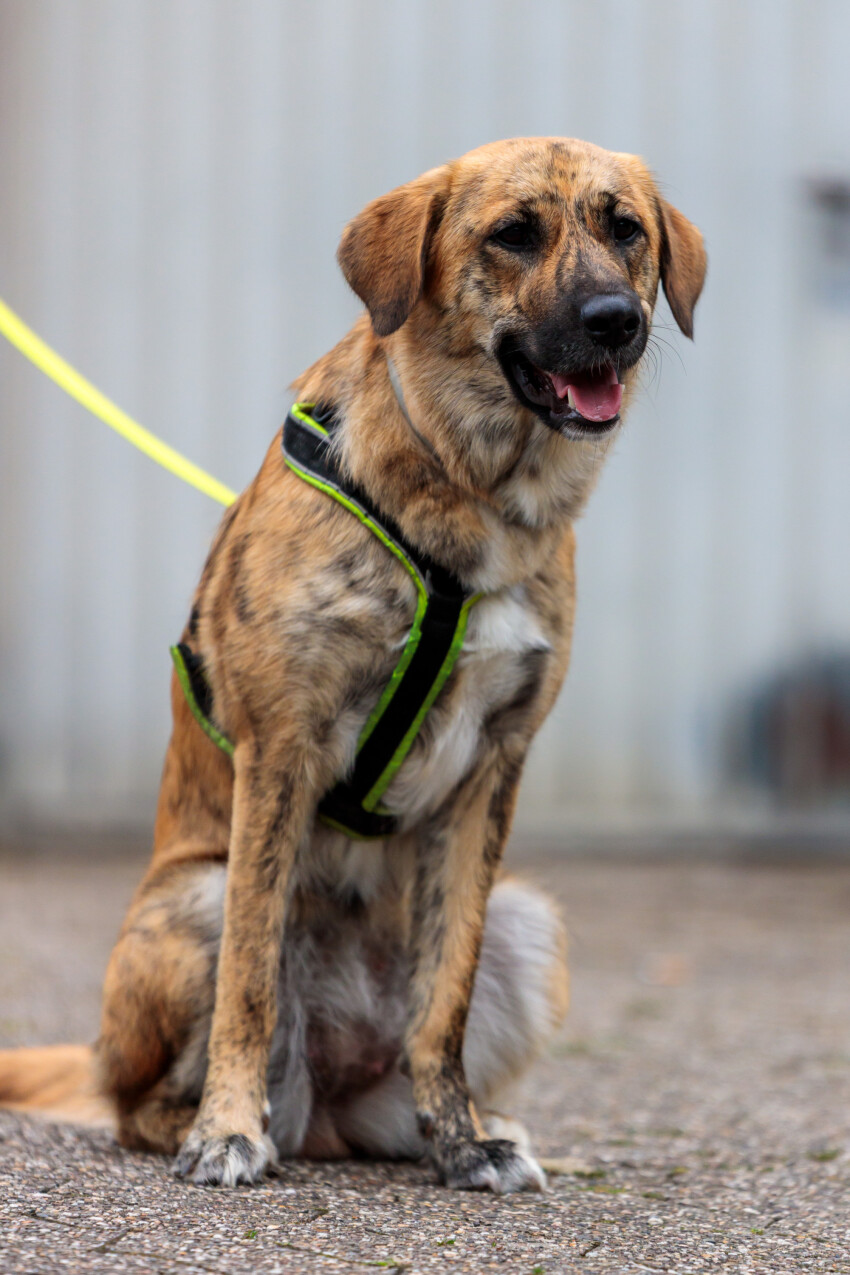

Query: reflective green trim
[[290, 401, 327, 436], [357, 590, 428, 748], [284, 403, 430, 752], [318, 813, 389, 842], [170, 645, 234, 758], [361, 592, 482, 811], [286, 407, 426, 593]]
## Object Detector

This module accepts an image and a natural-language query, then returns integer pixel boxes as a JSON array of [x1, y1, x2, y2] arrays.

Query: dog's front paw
[[173, 1124, 274, 1188], [437, 1138, 546, 1194]]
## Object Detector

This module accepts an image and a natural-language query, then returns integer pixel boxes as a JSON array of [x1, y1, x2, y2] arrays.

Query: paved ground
[[1, 840, 849, 1274]]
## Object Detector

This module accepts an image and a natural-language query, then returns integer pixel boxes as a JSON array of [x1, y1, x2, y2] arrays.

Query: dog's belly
[[381, 587, 551, 822]]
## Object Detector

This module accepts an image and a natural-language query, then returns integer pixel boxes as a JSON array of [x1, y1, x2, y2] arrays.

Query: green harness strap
[[172, 402, 480, 840]]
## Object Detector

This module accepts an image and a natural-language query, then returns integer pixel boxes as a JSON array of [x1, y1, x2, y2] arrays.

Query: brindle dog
[[0, 138, 705, 1194]]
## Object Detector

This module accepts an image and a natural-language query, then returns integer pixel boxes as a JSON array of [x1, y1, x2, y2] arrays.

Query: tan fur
[[0, 138, 704, 1193], [0, 1045, 112, 1127]]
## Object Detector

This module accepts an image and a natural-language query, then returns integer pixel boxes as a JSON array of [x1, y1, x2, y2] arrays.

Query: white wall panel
[[0, 0, 847, 831]]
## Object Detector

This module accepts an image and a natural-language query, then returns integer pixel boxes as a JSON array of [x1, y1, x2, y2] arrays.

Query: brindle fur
[[0, 138, 704, 1194]]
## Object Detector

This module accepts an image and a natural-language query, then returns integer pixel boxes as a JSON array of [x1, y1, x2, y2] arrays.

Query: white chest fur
[[382, 586, 551, 822]]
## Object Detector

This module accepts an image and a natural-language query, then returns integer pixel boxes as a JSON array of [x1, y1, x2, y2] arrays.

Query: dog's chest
[[380, 586, 551, 821]]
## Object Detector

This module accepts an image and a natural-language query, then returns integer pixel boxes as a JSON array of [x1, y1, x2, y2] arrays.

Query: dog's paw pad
[[173, 1129, 272, 1188], [440, 1138, 546, 1194]]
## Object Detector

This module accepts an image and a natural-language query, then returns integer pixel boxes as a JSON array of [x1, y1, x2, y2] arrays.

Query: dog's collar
[[385, 354, 442, 464], [172, 403, 481, 843]]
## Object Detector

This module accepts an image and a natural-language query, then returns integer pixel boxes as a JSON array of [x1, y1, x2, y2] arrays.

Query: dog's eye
[[491, 222, 536, 250], [613, 217, 641, 243]]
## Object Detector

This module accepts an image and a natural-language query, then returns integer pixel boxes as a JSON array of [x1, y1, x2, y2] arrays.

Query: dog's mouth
[[499, 348, 624, 438]]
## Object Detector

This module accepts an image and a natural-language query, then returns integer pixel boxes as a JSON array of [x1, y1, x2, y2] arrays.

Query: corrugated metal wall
[[1, 0, 849, 832]]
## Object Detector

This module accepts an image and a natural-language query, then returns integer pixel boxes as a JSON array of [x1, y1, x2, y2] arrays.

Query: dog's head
[[338, 138, 705, 442]]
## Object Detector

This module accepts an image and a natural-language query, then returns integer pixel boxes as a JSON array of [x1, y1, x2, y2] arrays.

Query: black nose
[[580, 293, 642, 348]]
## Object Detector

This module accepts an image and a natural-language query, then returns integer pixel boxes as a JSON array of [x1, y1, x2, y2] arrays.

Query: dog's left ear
[[338, 166, 451, 338], [657, 199, 707, 339]]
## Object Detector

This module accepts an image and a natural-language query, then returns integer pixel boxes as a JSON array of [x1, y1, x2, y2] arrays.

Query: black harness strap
[[282, 405, 475, 839]]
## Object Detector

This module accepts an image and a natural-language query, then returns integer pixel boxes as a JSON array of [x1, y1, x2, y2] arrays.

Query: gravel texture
[[1, 840, 849, 1274]]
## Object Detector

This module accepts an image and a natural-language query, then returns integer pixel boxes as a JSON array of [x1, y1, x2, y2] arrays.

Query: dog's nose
[[580, 293, 642, 348]]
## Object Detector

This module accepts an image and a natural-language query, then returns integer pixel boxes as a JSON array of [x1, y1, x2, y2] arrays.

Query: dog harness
[[171, 402, 481, 840]]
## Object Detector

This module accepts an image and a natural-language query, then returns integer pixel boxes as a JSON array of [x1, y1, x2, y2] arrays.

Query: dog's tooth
[[566, 388, 576, 411]]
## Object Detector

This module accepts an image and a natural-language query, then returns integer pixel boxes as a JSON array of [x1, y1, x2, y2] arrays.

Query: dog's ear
[[657, 199, 706, 339], [337, 166, 451, 338]]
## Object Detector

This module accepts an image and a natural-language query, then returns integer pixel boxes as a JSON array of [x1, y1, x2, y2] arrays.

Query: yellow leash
[[0, 296, 237, 508]]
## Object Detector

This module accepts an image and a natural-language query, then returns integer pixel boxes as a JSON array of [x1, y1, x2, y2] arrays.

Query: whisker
[[648, 334, 686, 373]]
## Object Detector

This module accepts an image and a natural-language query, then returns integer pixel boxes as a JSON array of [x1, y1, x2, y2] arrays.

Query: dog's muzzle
[[497, 289, 647, 439]]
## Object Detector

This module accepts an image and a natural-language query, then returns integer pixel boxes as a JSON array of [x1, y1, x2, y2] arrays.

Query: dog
[[0, 138, 705, 1194]]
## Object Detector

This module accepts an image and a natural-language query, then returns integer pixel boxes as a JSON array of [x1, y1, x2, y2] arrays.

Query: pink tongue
[[549, 366, 623, 422]]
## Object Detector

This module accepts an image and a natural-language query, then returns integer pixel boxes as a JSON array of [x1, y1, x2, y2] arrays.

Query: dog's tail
[[0, 1044, 114, 1128]]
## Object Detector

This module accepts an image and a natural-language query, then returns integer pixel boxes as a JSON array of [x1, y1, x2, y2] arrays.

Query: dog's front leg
[[406, 754, 545, 1194], [174, 742, 314, 1187]]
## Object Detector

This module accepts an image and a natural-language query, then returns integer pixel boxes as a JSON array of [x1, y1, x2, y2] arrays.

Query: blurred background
[[1, 0, 849, 848]]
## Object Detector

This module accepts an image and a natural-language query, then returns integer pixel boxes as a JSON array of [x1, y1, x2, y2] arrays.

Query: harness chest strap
[[172, 403, 481, 841]]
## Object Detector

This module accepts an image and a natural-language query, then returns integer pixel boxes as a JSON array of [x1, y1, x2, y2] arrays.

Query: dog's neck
[[293, 312, 618, 592]]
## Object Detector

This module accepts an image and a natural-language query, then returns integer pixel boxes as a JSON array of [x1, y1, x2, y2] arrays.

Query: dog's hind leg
[[96, 858, 226, 1154], [333, 877, 567, 1160], [116, 1094, 200, 1154]]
